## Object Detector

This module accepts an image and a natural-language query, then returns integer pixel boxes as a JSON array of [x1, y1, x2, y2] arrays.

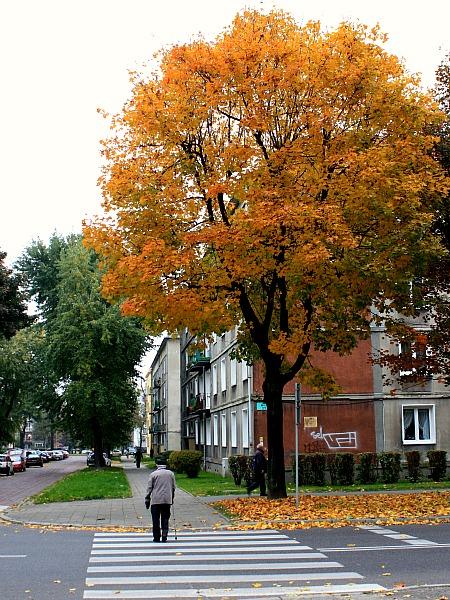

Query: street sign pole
[[294, 383, 301, 508]]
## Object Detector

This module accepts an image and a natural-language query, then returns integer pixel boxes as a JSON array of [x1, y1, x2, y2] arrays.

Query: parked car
[[87, 452, 111, 467], [0, 454, 14, 476], [61, 450, 69, 459], [111, 449, 122, 457], [11, 455, 26, 472], [38, 451, 50, 463], [26, 451, 44, 467]]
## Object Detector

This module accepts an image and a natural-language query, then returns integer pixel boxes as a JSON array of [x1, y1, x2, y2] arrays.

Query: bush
[[228, 455, 241, 485], [335, 453, 355, 485], [326, 454, 339, 485], [379, 452, 401, 483], [168, 450, 202, 478], [405, 450, 421, 483], [292, 454, 327, 486], [155, 450, 173, 466], [228, 455, 251, 485], [427, 450, 447, 481], [357, 452, 378, 484]]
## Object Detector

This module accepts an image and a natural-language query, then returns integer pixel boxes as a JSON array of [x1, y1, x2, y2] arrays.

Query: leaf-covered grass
[[286, 480, 450, 493], [32, 467, 132, 504], [175, 471, 243, 496], [176, 469, 450, 497], [214, 491, 450, 529]]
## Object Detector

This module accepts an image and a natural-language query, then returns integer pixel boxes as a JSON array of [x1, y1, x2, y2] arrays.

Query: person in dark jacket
[[247, 443, 268, 496], [135, 447, 142, 468], [145, 458, 176, 542]]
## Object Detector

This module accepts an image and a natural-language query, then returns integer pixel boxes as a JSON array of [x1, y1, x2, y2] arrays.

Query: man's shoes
[[153, 538, 160, 543], [161, 536, 167, 543]]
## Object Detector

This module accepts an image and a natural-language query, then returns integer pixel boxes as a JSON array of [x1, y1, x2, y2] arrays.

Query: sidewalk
[[1, 458, 230, 530]]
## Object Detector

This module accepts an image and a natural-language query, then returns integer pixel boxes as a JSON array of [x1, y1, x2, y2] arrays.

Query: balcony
[[152, 423, 166, 433], [183, 394, 211, 418], [187, 350, 211, 372]]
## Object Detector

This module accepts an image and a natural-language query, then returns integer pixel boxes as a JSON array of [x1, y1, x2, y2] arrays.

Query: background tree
[[0, 250, 30, 339], [85, 10, 447, 496], [0, 327, 43, 444], [45, 240, 148, 465]]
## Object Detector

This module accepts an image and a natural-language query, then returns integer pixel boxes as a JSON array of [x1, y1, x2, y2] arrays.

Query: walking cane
[[172, 503, 178, 541]]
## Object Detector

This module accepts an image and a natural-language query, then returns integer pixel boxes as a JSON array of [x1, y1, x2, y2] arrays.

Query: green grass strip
[[174, 471, 243, 496], [32, 467, 132, 504], [175, 469, 450, 497]]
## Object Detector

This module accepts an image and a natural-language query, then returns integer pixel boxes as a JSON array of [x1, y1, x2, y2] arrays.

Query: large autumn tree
[[85, 10, 447, 497]]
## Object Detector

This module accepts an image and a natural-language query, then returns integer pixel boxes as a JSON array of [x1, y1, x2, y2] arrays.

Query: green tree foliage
[[42, 240, 149, 465], [0, 250, 30, 339], [0, 327, 44, 444]]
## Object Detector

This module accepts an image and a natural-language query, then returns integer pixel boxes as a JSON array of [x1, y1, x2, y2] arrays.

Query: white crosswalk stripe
[[83, 530, 386, 598]]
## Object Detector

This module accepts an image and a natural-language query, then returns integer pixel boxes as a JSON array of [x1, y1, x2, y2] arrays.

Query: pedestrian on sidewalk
[[135, 447, 142, 468], [247, 443, 268, 497], [145, 457, 176, 542]]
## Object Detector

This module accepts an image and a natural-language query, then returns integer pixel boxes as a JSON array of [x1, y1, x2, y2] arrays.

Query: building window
[[402, 405, 435, 444], [221, 358, 227, 392], [241, 361, 248, 381], [221, 413, 227, 447], [195, 420, 199, 445], [212, 364, 218, 395], [213, 414, 219, 446], [242, 408, 249, 448], [206, 418, 211, 446], [230, 358, 237, 387], [231, 411, 237, 448]]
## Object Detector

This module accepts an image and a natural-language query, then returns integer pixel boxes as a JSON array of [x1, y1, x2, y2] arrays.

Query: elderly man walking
[[145, 457, 176, 542], [247, 443, 268, 497]]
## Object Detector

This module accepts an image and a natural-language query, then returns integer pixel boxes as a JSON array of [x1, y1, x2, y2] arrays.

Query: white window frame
[[200, 418, 205, 444], [221, 413, 227, 448], [242, 408, 249, 448], [212, 364, 218, 396], [213, 414, 219, 446], [221, 358, 227, 392], [401, 404, 436, 445], [241, 361, 248, 381], [195, 420, 199, 445], [206, 417, 211, 446], [230, 358, 237, 387], [231, 411, 237, 448]]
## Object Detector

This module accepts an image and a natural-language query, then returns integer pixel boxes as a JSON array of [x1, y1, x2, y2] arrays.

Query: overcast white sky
[[1, 0, 449, 267]]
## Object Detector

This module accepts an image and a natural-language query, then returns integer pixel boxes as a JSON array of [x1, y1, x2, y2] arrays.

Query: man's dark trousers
[[151, 504, 171, 541], [247, 473, 267, 496]]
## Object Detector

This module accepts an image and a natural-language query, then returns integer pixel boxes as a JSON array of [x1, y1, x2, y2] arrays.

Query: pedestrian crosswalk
[[83, 530, 385, 598]]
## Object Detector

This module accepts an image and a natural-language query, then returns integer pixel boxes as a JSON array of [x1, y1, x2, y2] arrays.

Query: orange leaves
[[84, 8, 448, 366], [213, 492, 450, 530]]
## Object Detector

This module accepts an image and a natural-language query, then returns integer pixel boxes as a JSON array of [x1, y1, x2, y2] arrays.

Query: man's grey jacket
[[145, 465, 176, 505]]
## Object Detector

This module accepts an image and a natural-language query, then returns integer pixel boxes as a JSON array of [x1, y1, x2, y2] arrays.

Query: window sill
[[402, 439, 436, 445]]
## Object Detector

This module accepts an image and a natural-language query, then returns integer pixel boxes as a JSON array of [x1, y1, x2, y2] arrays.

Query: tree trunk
[[263, 373, 287, 498], [92, 417, 105, 467]]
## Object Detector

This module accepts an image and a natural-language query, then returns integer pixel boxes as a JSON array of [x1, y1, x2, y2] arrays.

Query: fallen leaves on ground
[[212, 492, 450, 529]]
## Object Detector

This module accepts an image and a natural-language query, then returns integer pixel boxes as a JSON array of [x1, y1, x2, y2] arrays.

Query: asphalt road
[[286, 523, 450, 599], [0, 522, 449, 599], [0, 455, 86, 507]]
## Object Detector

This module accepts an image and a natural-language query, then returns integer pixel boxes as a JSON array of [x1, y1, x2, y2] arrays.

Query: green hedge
[[168, 450, 202, 478], [427, 450, 447, 481], [228, 455, 252, 486]]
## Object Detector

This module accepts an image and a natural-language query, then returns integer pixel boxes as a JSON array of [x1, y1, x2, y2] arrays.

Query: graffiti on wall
[[309, 426, 357, 450]]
